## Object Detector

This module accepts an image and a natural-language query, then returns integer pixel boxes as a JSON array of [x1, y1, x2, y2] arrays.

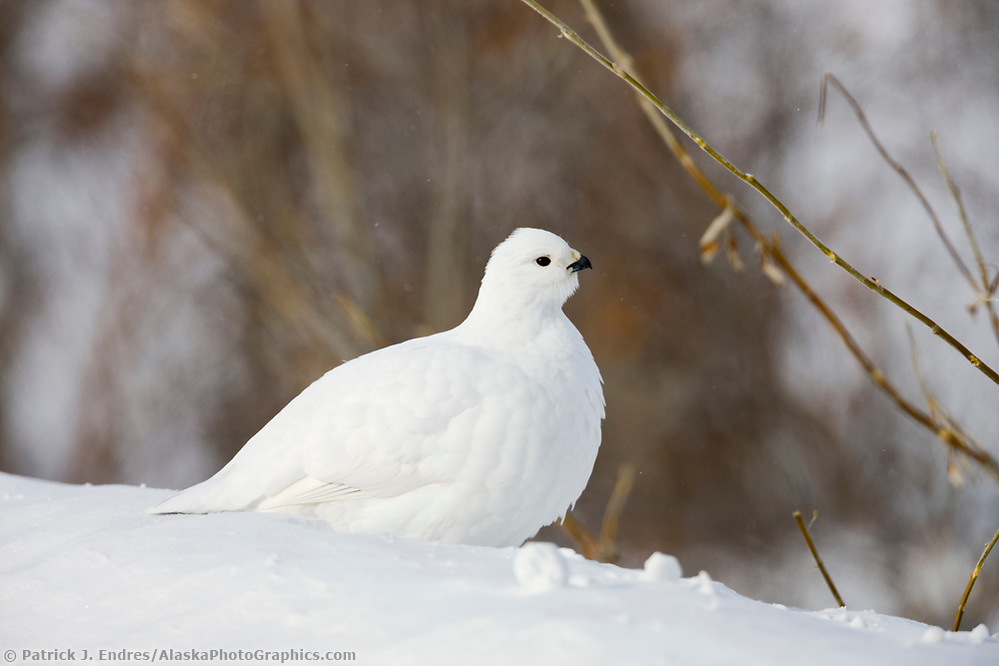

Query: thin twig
[[906, 323, 975, 487], [907, 324, 940, 422], [765, 238, 997, 478], [953, 526, 999, 631], [794, 510, 845, 608], [559, 513, 600, 559], [517, 0, 999, 388], [819, 74, 976, 292], [560, 461, 637, 563], [598, 462, 636, 561], [931, 132, 999, 348], [560, 0, 999, 482], [930, 133, 988, 294]]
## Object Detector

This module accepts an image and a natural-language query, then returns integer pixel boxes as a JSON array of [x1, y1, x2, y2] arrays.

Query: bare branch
[[819, 74, 977, 293], [517, 0, 999, 387], [598, 462, 636, 562], [559, 461, 637, 563], [953, 526, 999, 631], [794, 510, 845, 608], [533, 0, 999, 482], [931, 132, 999, 347]]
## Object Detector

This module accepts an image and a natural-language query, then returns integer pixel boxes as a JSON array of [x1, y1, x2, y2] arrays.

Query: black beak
[[568, 255, 592, 273]]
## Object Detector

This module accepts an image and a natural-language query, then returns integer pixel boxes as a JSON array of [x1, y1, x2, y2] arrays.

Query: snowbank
[[1, 472, 995, 665]]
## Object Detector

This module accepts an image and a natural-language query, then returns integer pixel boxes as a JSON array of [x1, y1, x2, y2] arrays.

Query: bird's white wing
[[290, 335, 492, 500], [255, 475, 367, 509], [151, 333, 492, 514]]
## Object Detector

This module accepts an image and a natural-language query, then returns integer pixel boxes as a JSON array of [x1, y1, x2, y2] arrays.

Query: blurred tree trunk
[[423, 2, 471, 331], [261, 0, 383, 328], [0, 0, 37, 474]]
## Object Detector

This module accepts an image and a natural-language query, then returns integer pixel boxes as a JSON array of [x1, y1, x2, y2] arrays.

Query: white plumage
[[149, 228, 604, 547]]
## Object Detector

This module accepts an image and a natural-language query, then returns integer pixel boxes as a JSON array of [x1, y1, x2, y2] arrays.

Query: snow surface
[[2, 472, 996, 666]]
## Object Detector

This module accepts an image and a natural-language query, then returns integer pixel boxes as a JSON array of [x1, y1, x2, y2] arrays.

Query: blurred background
[[1, 0, 998, 628]]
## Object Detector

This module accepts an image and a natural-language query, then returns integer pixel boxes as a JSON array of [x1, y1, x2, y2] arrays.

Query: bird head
[[472, 228, 592, 318]]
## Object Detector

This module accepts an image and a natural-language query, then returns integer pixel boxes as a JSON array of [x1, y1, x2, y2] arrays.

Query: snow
[[643, 551, 683, 583], [2, 473, 996, 665], [512, 542, 570, 592]]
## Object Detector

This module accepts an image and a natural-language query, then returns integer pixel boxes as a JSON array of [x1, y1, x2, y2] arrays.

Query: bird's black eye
[[535, 256, 551, 267]]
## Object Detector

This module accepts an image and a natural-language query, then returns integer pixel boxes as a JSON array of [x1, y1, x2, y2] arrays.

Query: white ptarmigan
[[149, 228, 604, 547]]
